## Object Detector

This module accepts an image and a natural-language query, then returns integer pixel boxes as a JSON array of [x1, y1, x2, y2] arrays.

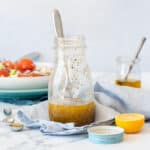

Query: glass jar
[[48, 36, 95, 126], [115, 56, 141, 88]]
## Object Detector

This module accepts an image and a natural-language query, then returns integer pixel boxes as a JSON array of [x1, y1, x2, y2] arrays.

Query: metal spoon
[[3, 107, 15, 125], [124, 37, 146, 81], [20, 52, 41, 61], [3, 107, 24, 131], [3, 117, 15, 125], [52, 9, 72, 97], [53, 9, 64, 37], [3, 107, 12, 116], [9, 122, 24, 132]]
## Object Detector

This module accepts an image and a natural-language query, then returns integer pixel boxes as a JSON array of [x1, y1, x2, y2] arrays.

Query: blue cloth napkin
[[17, 109, 114, 135], [94, 82, 150, 120], [94, 82, 128, 112], [17, 110, 76, 135]]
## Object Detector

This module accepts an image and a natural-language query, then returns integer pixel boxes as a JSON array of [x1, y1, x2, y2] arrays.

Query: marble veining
[[0, 124, 87, 150]]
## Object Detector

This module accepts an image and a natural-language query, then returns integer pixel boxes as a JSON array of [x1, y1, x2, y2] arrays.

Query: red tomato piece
[[16, 58, 35, 71], [0, 69, 9, 77], [2, 60, 15, 70]]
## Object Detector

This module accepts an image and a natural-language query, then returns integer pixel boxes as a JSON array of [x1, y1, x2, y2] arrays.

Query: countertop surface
[[53, 123, 150, 150], [0, 123, 149, 150]]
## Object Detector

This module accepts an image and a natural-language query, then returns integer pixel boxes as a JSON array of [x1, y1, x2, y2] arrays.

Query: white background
[[0, 0, 150, 71]]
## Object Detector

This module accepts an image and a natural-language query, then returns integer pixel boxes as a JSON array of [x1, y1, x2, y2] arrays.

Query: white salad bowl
[[0, 62, 52, 90]]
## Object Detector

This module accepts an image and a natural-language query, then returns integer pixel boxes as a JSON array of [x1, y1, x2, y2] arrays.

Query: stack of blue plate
[[0, 88, 48, 105]]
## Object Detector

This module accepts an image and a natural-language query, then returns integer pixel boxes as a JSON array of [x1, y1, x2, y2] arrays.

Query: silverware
[[53, 9, 64, 37], [124, 37, 146, 81], [3, 117, 15, 125], [3, 107, 15, 125], [52, 9, 72, 97], [3, 107, 12, 116], [9, 122, 24, 132], [19, 52, 41, 61], [3, 107, 24, 131]]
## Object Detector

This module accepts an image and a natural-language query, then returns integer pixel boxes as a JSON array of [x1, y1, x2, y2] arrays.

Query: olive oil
[[116, 79, 141, 88], [49, 101, 95, 126]]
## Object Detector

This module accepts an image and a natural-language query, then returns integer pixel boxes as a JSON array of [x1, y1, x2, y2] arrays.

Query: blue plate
[[0, 89, 48, 105]]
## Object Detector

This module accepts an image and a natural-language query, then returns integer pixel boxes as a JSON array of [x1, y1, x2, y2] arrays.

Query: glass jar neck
[[54, 36, 87, 65], [55, 36, 86, 49]]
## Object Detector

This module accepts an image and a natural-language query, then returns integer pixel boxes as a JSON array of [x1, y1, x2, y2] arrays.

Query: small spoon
[[9, 122, 24, 132], [3, 107, 12, 116], [3, 117, 15, 125], [3, 107, 15, 125], [20, 52, 41, 61], [124, 37, 146, 81], [52, 9, 72, 97], [53, 9, 64, 37]]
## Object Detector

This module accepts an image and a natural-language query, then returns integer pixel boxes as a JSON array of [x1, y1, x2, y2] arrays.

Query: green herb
[[0, 63, 4, 69], [9, 69, 17, 77]]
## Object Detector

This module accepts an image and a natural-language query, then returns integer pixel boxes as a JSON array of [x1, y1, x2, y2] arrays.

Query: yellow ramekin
[[115, 113, 145, 133]]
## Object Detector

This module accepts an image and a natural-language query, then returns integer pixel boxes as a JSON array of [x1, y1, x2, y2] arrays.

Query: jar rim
[[116, 56, 140, 63], [55, 35, 85, 41], [55, 35, 86, 48]]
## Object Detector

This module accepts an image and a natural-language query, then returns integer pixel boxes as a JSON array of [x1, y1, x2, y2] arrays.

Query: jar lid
[[88, 125, 124, 144]]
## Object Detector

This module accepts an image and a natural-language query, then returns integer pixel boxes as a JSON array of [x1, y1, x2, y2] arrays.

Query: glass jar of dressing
[[48, 36, 95, 126], [115, 56, 141, 88]]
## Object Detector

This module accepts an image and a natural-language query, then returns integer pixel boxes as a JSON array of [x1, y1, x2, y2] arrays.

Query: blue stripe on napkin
[[94, 82, 128, 110]]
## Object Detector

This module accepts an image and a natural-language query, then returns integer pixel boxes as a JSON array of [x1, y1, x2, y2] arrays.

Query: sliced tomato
[[0, 69, 9, 77], [2, 60, 15, 70], [16, 58, 35, 72]]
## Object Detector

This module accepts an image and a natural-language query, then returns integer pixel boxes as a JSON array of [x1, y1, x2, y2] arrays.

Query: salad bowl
[[0, 62, 52, 90]]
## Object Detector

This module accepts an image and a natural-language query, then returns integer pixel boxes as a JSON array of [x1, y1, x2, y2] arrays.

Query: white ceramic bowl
[[0, 62, 52, 90]]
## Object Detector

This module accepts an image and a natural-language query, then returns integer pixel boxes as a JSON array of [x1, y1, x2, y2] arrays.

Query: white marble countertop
[[0, 72, 150, 150], [52, 123, 150, 150], [0, 124, 87, 150], [0, 123, 150, 150]]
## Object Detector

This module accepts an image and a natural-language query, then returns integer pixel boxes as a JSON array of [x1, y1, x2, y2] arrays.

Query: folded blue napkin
[[17, 109, 97, 136], [94, 82, 150, 120], [94, 82, 128, 112], [17, 109, 114, 135], [17, 110, 76, 135]]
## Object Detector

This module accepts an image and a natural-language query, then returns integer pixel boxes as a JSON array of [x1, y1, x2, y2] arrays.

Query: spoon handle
[[134, 37, 146, 60], [20, 52, 41, 61], [124, 37, 146, 81], [53, 9, 64, 37]]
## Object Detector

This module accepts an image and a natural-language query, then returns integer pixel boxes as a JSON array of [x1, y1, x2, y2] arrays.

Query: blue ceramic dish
[[0, 88, 48, 105], [88, 125, 124, 144]]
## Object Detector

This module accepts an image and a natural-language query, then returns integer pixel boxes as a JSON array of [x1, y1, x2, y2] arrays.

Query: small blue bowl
[[88, 126, 124, 144]]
